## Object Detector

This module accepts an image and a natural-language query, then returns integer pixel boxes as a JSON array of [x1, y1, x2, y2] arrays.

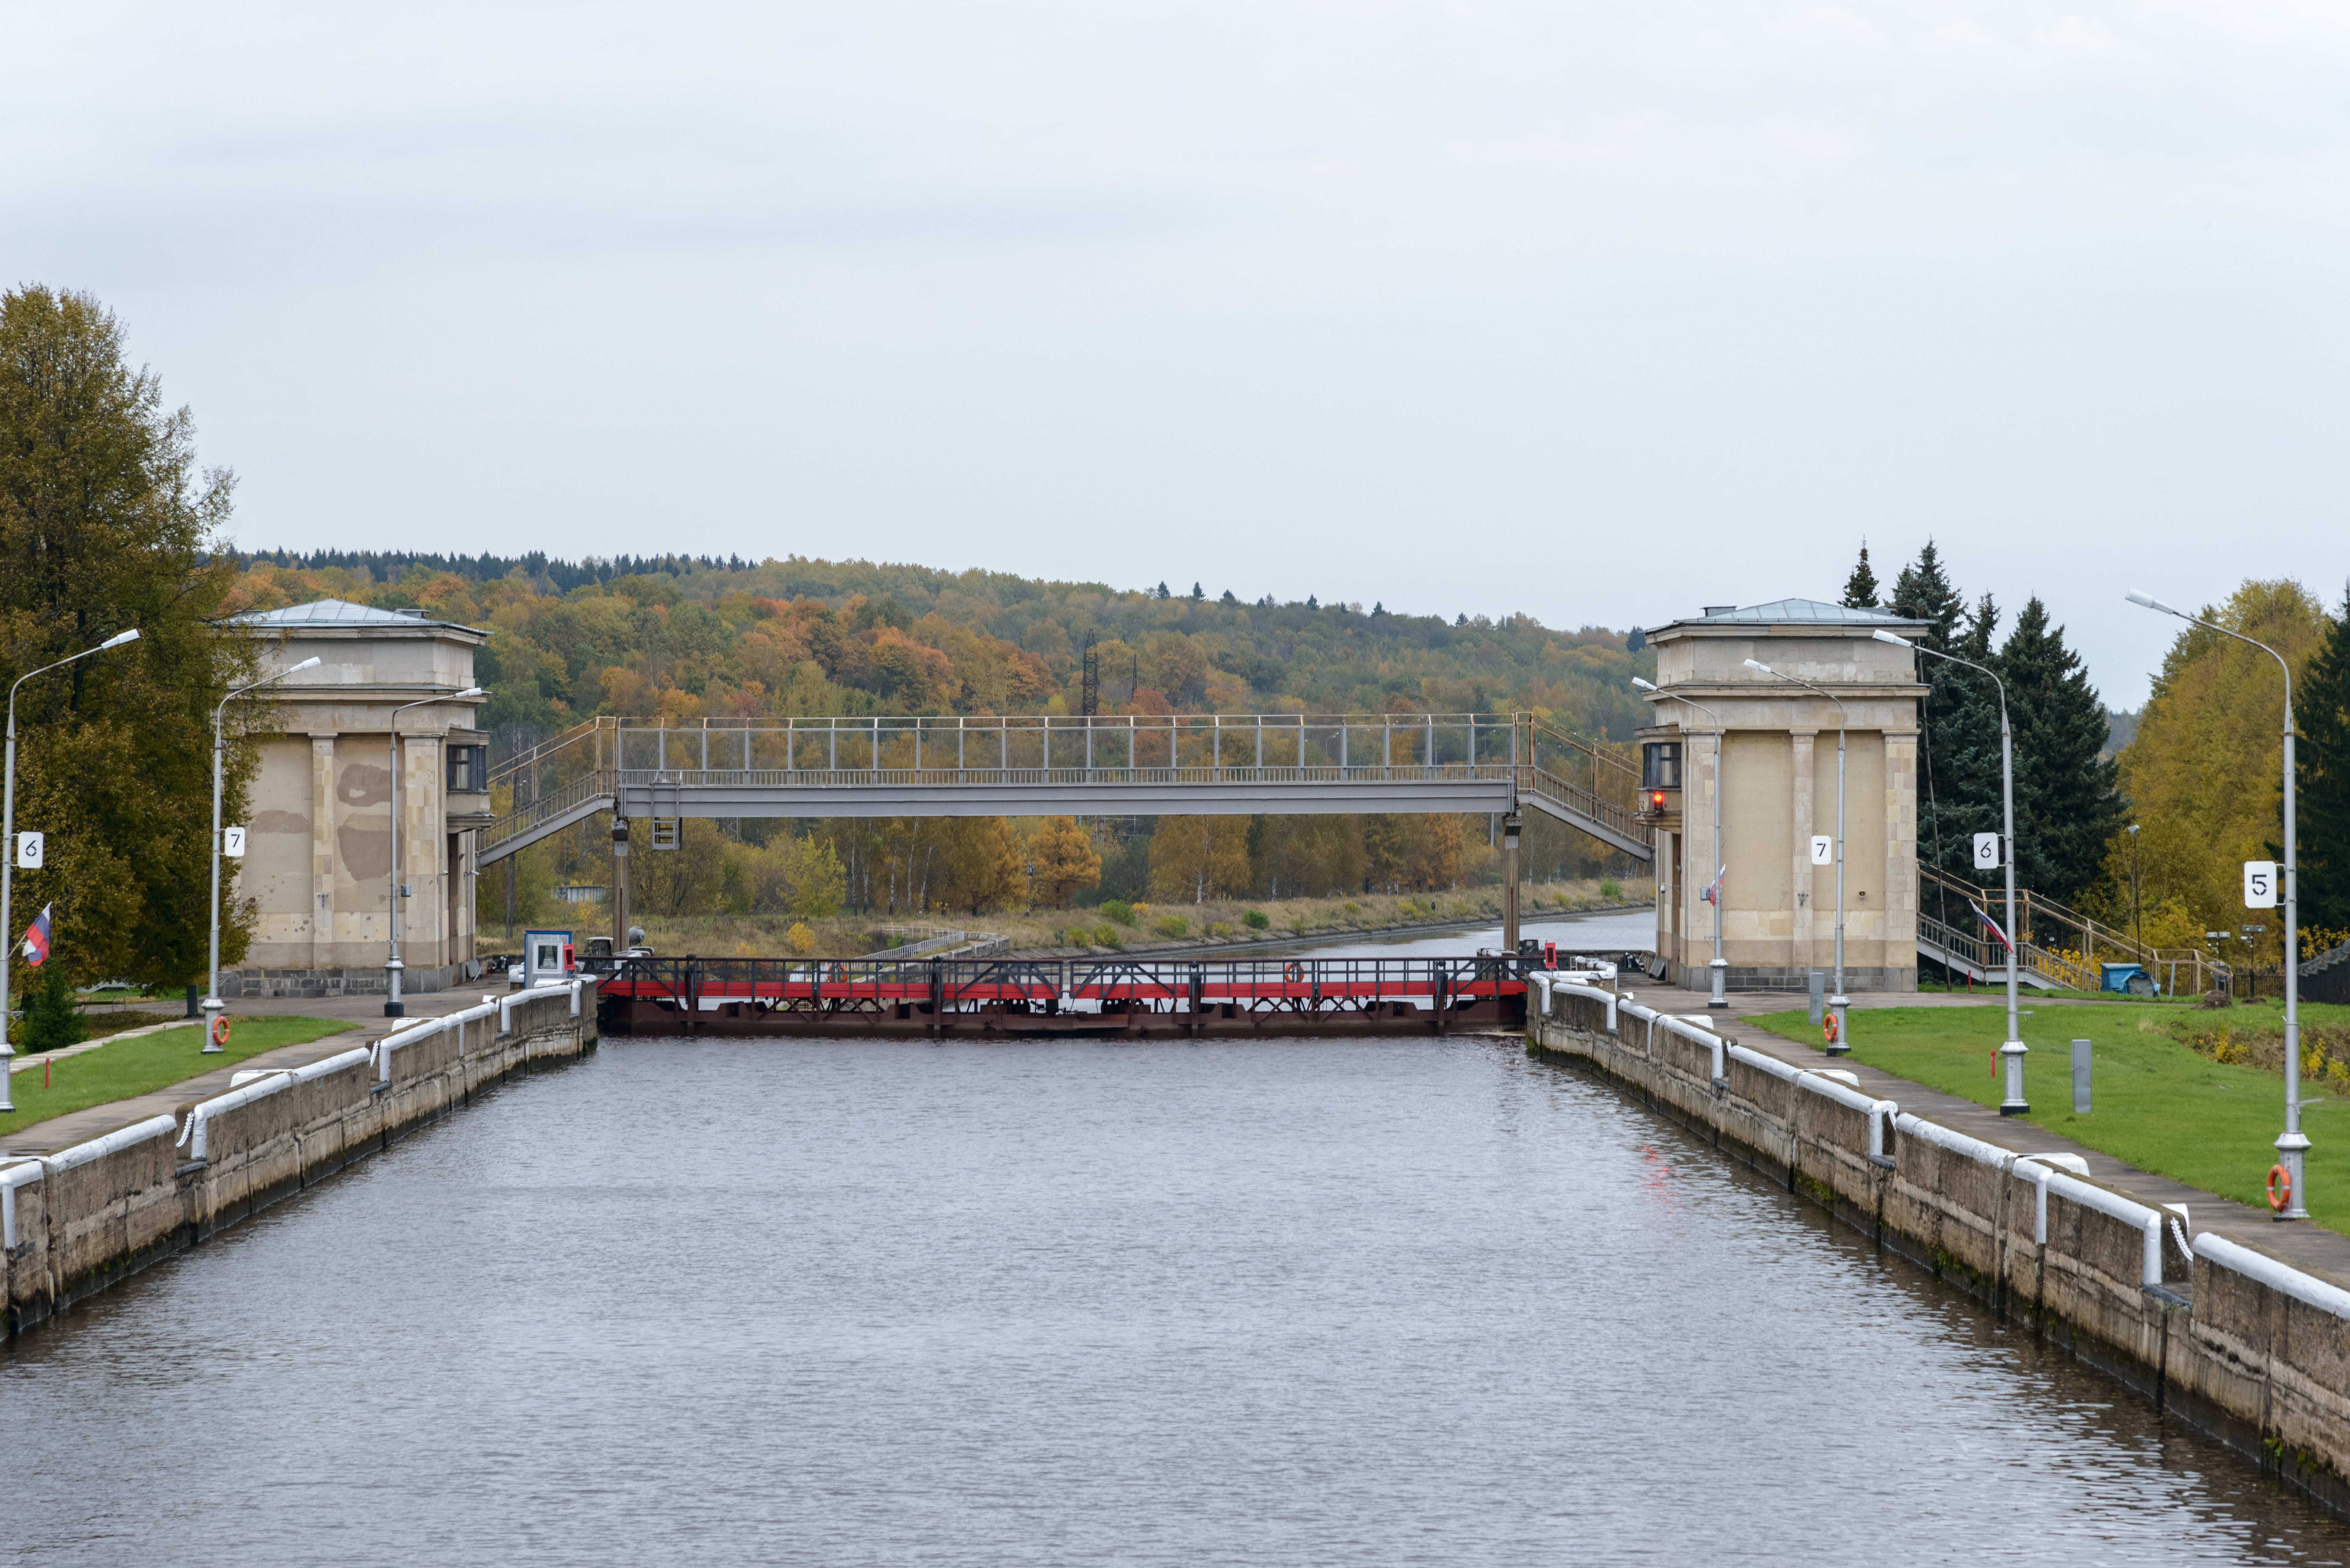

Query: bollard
[[185, 983, 200, 1020], [1808, 971, 1826, 1027], [2072, 1039, 2091, 1114]]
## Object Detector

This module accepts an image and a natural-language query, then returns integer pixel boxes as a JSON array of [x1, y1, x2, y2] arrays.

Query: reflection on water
[[5, 1037, 2342, 1566]]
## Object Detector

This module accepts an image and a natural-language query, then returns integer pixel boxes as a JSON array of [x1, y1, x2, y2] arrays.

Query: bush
[[1207, 921, 1233, 939], [1600, 879, 1622, 901], [1102, 900, 1135, 926], [786, 922, 818, 956], [1243, 909, 1270, 930], [18, 964, 85, 1052], [1152, 914, 1187, 939], [1096, 924, 1121, 947]]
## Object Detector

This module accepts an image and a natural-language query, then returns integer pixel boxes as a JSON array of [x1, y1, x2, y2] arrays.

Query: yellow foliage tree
[[1408, 814, 1466, 891], [2110, 579, 2329, 957], [1148, 816, 1250, 903], [1028, 816, 1101, 908]]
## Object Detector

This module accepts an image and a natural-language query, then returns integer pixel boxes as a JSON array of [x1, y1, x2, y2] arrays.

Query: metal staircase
[[1915, 863, 2222, 993]]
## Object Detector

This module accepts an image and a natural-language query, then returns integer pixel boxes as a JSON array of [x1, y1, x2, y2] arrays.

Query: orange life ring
[[2268, 1164, 2293, 1213], [1284, 961, 1303, 984], [208, 1014, 231, 1048], [1821, 1011, 1840, 1046]]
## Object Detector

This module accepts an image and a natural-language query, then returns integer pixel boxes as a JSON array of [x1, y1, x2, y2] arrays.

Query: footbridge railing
[[1917, 911, 2099, 992], [484, 713, 1653, 864]]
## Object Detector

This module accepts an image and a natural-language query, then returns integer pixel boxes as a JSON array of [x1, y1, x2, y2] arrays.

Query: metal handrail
[[483, 712, 1658, 861], [1918, 910, 2097, 991]]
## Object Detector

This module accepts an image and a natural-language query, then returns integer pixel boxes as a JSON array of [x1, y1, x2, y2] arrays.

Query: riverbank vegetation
[[1752, 1000, 2350, 1237], [489, 802, 1639, 929], [481, 879, 1644, 960]]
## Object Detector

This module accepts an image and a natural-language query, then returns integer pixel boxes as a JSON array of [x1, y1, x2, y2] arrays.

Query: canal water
[[7, 1035, 2346, 1565]]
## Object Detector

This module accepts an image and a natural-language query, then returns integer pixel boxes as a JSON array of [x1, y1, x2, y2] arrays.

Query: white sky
[[7, 0, 2348, 704]]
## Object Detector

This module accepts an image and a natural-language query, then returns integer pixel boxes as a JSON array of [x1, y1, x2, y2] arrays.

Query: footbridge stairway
[[1913, 863, 2224, 994], [481, 712, 1655, 865]]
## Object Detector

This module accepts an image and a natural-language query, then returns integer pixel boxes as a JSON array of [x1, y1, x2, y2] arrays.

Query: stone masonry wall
[[0, 982, 596, 1336], [1530, 984, 2350, 1519]]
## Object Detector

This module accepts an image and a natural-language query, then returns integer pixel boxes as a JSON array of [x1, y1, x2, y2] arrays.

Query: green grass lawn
[[0, 1017, 359, 1141], [1753, 1002, 2350, 1237]]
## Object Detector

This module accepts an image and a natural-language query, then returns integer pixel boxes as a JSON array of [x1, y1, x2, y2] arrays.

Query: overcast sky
[[7, 1, 2346, 704]]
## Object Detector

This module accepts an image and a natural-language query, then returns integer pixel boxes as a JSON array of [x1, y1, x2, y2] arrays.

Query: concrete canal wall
[[0, 981, 597, 1337], [1527, 979, 2350, 1518]]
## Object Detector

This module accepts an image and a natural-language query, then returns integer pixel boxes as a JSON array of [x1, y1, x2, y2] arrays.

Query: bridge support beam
[[611, 816, 631, 953], [1503, 812, 1521, 957]]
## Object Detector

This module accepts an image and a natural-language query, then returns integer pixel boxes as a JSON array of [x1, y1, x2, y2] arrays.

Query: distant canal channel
[[5, 1017, 2343, 1563]]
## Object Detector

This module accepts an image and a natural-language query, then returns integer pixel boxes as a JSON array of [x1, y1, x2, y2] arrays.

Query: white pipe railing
[[1666, 1015, 1725, 1082], [2015, 1153, 2091, 1244], [48, 1114, 177, 1173], [1893, 1111, 2013, 1169], [178, 1047, 372, 1160], [1530, 983, 2323, 1305], [1, 1158, 43, 1249], [3, 1115, 178, 1249], [2195, 1232, 2350, 1319]]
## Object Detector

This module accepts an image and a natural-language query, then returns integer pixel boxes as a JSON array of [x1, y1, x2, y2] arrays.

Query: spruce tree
[[1889, 541, 1968, 880], [1926, 594, 2007, 895], [2001, 597, 2124, 906], [1840, 540, 1881, 609], [2297, 583, 2350, 934], [19, 962, 85, 1053]]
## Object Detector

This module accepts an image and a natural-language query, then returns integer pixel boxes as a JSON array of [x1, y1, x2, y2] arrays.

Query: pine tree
[[1840, 540, 1881, 609], [2001, 597, 2124, 906], [2298, 583, 2350, 934]]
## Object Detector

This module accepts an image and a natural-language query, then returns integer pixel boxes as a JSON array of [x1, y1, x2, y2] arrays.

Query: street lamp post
[[1634, 676, 1729, 1008], [0, 629, 141, 1111], [385, 686, 487, 1018], [202, 656, 325, 1052], [1744, 659, 1851, 1052], [1872, 629, 2027, 1112], [2128, 823, 2142, 968], [2126, 589, 2305, 1218]]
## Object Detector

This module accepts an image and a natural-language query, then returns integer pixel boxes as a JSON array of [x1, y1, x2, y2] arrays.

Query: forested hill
[[221, 551, 1656, 743]]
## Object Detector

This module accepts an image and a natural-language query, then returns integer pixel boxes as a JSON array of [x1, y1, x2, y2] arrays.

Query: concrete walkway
[[1676, 987, 2350, 1284], [1, 988, 504, 1159]]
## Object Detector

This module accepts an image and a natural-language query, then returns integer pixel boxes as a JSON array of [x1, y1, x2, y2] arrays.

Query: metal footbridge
[[481, 712, 1653, 864]]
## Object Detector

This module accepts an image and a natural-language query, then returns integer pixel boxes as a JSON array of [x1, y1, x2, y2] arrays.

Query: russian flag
[[1970, 901, 2014, 954], [21, 904, 50, 967]]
